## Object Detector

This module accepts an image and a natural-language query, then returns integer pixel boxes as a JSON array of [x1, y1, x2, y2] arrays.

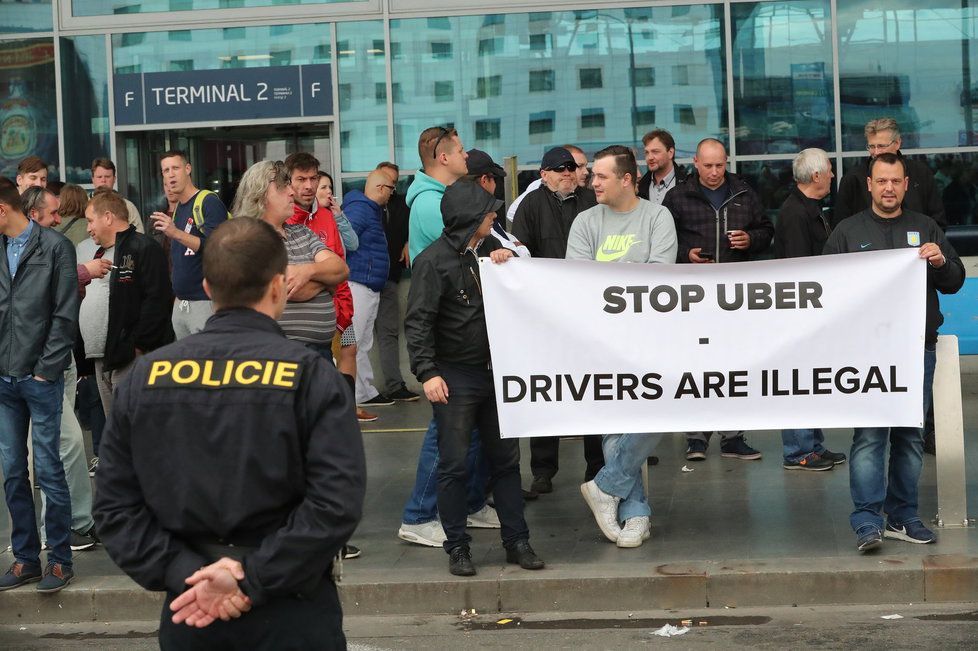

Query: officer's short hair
[[868, 152, 906, 178], [203, 219, 287, 308], [864, 118, 900, 141]]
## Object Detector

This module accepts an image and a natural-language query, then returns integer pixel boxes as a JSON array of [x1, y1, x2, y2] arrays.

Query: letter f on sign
[[310, 82, 320, 97], [124, 91, 135, 107]]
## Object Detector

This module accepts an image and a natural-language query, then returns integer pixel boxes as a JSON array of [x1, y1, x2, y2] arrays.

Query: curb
[[2, 554, 976, 624]]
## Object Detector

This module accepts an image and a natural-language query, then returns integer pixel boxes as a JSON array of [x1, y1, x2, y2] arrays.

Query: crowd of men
[[0, 115, 962, 645]]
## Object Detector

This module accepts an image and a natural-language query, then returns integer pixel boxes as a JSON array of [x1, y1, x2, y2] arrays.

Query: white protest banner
[[480, 248, 926, 438]]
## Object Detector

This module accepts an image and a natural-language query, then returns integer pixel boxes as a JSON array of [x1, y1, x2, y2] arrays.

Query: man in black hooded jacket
[[405, 181, 544, 578]]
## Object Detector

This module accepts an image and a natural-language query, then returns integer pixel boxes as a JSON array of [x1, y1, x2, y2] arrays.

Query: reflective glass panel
[[74, 0, 357, 17], [732, 1, 835, 154], [62, 35, 111, 183], [112, 24, 330, 74], [737, 158, 836, 221], [0, 0, 52, 33], [390, 6, 726, 168], [0, 38, 58, 180], [838, 1, 978, 149], [337, 20, 389, 172]]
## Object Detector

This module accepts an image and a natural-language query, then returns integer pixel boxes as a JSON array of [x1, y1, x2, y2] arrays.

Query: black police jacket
[[94, 308, 365, 606]]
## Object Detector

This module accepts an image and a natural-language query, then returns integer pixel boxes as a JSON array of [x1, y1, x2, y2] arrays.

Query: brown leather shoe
[[357, 408, 378, 423]]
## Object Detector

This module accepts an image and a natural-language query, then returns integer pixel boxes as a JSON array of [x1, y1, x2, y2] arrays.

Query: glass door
[[118, 123, 332, 217]]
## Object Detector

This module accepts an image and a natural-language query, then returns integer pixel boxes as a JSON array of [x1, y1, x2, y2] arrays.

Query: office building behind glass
[[2, 0, 978, 228]]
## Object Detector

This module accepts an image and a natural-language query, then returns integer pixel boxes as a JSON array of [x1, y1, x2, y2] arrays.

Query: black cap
[[540, 147, 576, 171], [465, 149, 506, 178]]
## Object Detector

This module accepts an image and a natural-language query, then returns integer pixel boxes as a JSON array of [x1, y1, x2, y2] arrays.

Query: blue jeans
[[781, 428, 827, 463], [0, 376, 72, 567], [849, 347, 936, 534], [594, 433, 661, 522], [402, 417, 487, 525]]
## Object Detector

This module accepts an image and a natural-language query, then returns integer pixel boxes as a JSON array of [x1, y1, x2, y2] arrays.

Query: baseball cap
[[540, 147, 576, 171], [465, 149, 506, 178]]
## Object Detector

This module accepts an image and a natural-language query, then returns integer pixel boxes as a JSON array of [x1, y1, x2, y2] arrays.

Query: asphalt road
[[1, 603, 976, 650]]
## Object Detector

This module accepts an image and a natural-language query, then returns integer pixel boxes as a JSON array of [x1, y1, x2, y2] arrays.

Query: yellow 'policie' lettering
[[146, 359, 300, 390]]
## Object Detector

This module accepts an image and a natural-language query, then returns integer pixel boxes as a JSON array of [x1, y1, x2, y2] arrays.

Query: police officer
[[94, 218, 365, 649]]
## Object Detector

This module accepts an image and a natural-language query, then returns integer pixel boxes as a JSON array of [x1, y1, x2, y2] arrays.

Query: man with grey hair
[[834, 118, 945, 229], [773, 148, 848, 471]]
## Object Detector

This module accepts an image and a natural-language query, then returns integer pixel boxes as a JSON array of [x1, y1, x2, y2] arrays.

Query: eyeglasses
[[866, 140, 897, 153], [548, 163, 580, 173], [270, 160, 291, 186], [377, 184, 396, 191], [431, 127, 452, 160]]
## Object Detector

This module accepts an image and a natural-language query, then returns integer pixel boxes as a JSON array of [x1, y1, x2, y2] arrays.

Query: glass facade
[[337, 20, 388, 172], [72, 0, 357, 17], [837, 1, 978, 149], [0, 0, 976, 231], [390, 7, 726, 167], [61, 34, 110, 182], [0, 38, 58, 180], [732, 1, 834, 154], [111, 23, 330, 74], [0, 0, 53, 33]]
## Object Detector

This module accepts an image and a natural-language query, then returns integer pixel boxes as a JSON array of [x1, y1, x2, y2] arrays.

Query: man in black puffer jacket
[[405, 181, 544, 578]]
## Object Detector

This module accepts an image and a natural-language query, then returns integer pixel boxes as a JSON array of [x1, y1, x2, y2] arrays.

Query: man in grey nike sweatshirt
[[569, 145, 676, 550]]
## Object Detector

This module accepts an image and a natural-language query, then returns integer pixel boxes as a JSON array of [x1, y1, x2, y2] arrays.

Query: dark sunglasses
[[432, 127, 452, 160], [548, 163, 579, 173]]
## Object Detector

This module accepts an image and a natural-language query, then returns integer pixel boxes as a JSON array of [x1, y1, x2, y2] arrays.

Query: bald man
[[343, 170, 395, 406]]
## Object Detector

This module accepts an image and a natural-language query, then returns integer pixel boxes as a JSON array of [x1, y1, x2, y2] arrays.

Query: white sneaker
[[580, 481, 622, 543], [616, 516, 651, 548], [397, 521, 447, 547], [467, 504, 501, 529]]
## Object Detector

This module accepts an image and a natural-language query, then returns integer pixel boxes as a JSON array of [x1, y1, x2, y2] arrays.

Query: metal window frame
[[59, 0, 381, 31]]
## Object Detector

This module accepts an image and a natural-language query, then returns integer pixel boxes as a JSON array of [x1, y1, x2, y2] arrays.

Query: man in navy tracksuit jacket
[[823, 152, 964, 552], [343, 170, 392, 406]]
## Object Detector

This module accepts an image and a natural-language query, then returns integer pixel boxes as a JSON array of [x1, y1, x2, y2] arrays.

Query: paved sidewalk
[[2, 363, 977, 623]]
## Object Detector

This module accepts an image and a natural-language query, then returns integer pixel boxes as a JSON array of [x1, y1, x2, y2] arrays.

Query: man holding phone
[[662, 138, 774, 461]]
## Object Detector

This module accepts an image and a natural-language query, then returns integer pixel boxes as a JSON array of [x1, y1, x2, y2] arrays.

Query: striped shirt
[[279, 224, 336, 344]]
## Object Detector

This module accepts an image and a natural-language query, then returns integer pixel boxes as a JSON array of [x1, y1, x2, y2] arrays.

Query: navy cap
[[540, 147, 576, 171], [465, 149, 506, 178]]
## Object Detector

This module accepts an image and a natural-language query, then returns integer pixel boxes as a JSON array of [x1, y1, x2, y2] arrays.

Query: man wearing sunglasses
[[512, 146, 601, 495], [400, 127, 500, 549], [834, 118, 945, 230]]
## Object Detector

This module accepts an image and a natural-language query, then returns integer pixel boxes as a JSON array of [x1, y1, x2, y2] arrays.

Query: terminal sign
[[114, 64, 332, 126]]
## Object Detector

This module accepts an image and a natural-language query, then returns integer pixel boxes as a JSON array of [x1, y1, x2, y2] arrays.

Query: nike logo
[[860, 243, 872, 249], [596, 234, 642, 262]]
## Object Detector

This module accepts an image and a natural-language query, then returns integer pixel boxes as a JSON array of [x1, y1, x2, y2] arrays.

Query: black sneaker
[[448, 546, 476, 576], [818, 449, 847, 465], [783, 453, 834, 471], [342, 544, 362, 559], [530, 476, 553, 494], [884, 520, 936, 544], [720, 436, 762, 460], [37, 563, 73, 593], [0, 562, 42, 591], [70, 526, 99, 551], [358, 394, 394, 407], [856, 527, 883, 552], [88, 456, 99, 477], [505, 540, 545, 570], [686, 439, 708, 461], [388, 386, 420, 402]]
